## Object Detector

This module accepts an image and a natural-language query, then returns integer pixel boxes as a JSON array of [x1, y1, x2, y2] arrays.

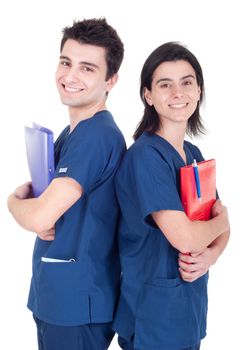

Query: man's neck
[[69, 101, 107, 132]]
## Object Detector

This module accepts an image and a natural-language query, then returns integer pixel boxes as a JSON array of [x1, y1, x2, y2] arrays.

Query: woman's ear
[[144, 87, 153, 106], [197, 86, 201, 101]]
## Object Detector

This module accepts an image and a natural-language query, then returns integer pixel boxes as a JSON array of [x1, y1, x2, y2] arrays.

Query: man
[[8, 18, 125, 350]]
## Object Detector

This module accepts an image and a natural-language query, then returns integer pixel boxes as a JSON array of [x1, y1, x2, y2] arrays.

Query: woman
[[113, 42, 230, 350]]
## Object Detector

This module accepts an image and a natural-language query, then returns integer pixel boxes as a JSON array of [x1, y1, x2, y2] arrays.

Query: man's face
[[55, 39, 115, 114]]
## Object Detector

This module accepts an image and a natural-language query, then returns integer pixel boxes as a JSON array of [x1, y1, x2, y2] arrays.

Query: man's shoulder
[[94, 110, 125, 145]]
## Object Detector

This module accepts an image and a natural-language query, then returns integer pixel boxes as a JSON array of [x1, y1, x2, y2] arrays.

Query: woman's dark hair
[[60, 18, 124, 80], [134, 42, 206, 140]]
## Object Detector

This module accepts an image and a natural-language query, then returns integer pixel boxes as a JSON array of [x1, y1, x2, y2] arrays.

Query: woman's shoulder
[[127, 133, 161, 155], [184, 140, 204, 160], [185, 139, 200, 150], [124, 133, 173, 169]]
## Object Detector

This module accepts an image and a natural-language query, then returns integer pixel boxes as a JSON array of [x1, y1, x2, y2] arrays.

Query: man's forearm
[[7, 177, 82, 234], [7, 194, 45, 233]]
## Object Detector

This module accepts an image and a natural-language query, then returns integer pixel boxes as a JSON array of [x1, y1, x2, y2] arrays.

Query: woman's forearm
[[152, 205, 230, 253]]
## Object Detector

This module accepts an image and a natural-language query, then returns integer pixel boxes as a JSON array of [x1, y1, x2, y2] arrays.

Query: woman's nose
[[172, 85, 184, 97]]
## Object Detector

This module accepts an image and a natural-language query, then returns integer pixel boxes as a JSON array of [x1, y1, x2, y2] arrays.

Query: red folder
[[180, 159, 216, 220]]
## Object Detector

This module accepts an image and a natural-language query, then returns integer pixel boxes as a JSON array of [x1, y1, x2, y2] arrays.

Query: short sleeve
[[131, 145, 184, 224], [54, 127, 113, 194], [185, 142, 205, 162]]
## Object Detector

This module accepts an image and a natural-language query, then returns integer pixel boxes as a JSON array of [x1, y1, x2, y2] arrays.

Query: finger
[[178, 255, 196, 265], [190, 251, 204, 258], [180, 254, 204, 265], [180, 267, 208, 281], [179, 268, 201, 282], [178, 253, 192, 263], [179, 261, 199, 272], [37, 231, 55, 241], [39, 235, 55, 241]]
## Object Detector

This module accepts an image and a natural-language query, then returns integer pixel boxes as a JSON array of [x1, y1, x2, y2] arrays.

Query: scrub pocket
[[134, 276, 207, 350], [38, 259, 91, 324]]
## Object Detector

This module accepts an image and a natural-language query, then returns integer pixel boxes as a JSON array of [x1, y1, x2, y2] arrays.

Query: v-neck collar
[[145, 132, 191, 166]]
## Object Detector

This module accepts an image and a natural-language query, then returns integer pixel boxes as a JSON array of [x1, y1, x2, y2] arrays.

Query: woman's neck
[[156, 122, 187, 163]]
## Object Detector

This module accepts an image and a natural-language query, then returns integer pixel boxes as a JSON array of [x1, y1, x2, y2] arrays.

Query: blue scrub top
[[28, 110, 126, 326], [113, 132, 209, 350]]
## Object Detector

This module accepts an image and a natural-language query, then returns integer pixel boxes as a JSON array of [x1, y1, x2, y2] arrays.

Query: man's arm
[[152, 200, 230, 254], [7, 177, 82, 234]]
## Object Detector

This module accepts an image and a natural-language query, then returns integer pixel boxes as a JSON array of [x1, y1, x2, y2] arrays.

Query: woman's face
[[144, 60, 201, 127]]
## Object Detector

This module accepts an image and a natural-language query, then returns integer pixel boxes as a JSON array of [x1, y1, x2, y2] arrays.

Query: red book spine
[[180, 159, 216, 221]]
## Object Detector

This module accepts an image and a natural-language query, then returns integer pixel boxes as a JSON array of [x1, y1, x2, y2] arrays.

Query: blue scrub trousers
[[118, 336, 200, 350], [33, 315, 114, 350]]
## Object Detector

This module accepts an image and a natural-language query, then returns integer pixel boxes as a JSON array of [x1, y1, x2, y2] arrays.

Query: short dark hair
[[60, 18, 124, 80], [134, 42, 206, 140]]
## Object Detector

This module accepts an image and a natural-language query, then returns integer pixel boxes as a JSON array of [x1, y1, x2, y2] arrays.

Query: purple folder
[[24, 123, 54, 197]]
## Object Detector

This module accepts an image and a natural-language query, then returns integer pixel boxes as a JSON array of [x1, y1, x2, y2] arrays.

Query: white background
[[0, 0, 242, 349]]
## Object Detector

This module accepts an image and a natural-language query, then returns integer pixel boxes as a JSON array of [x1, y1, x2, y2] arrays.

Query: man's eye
[[81, 66, 94, 72], [60, 61, 70, 67]]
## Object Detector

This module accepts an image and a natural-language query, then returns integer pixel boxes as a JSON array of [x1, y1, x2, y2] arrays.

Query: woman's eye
[[160, 83, 170, 89], [183, 80, 192, 86]]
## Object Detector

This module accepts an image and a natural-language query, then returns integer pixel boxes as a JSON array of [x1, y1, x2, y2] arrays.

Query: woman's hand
[[212, 199, 228, 220], [178, 247, 218, 282]]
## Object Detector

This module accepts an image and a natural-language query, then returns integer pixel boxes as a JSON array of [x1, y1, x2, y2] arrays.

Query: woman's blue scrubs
[[27, 110, 126, 327], [113, 132, 208, 350]]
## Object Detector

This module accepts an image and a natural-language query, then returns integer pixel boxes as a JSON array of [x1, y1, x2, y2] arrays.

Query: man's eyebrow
[[59, 55, 71, 61], [59, 56, 99, 69], [79, 61, 100, 69], [181, 74, 196, 80], [155, 74, 196, 85]]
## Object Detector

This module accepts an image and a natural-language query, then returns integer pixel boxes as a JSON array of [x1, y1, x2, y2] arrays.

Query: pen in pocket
[[41, 257, 76, 263]]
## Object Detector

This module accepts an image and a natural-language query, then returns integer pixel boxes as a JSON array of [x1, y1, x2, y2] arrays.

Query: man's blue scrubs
[[113, 132, 208, 350], [27, 111, 126, 347]]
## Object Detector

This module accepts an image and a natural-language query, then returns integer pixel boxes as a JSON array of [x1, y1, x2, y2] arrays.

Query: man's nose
[[64, 67, 80, 83]]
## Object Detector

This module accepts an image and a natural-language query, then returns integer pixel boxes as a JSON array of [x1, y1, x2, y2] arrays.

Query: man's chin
[[60, 98, 81, 108]]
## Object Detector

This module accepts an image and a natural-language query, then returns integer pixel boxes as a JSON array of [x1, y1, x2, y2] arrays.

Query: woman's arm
[[152, 199, 230, 253], [178, 230, 230, 282], [171, 198, 230, 282]]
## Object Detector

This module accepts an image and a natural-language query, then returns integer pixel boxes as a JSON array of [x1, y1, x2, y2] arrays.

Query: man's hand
[[14, 182, 33, 199], [37, 227, 55, 241]]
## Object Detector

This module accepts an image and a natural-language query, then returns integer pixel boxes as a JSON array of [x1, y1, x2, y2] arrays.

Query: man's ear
[[144, 87, 153, 106], [106, 73, 118, 93]]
